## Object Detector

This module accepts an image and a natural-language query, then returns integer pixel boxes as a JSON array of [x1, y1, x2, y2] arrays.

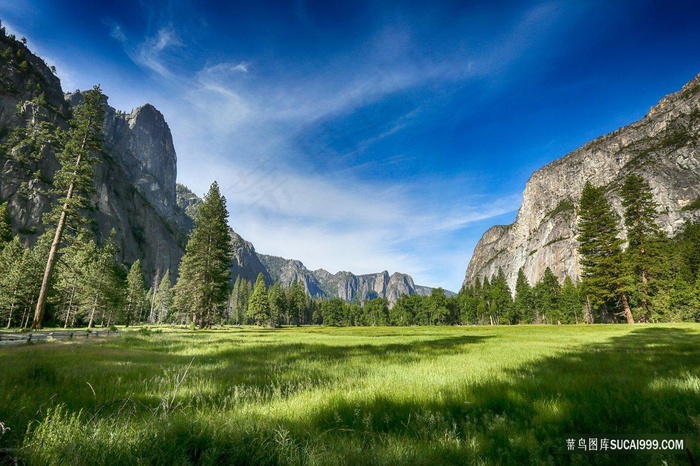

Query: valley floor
[[0, 324, 698, 465]]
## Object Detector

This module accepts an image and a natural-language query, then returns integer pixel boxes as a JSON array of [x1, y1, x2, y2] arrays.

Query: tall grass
[[0, 325, 698, 464]]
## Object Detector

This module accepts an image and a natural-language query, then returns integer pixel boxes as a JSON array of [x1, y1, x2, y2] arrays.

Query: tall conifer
[[620, 174, 667, 320], [577, 182, 634, 323], [32, 86, 104, 329], [174, 182, 233, 328]]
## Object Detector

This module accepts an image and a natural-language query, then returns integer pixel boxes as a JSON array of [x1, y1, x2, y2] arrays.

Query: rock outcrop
[[66, 91, 178, 221], [464, 73, 700, 291], [1, 33, 203, 281]]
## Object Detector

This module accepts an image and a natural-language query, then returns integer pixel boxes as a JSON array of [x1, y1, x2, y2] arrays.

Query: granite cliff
[[464, 73, 700, 290], [0, 33, 186, 278]]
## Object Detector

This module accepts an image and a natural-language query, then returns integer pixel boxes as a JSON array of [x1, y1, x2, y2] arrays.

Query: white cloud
[[111, 23, 184, 81]]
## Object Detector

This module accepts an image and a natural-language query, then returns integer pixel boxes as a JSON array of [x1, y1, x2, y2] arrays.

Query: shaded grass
[[0, 325, 698, 464]]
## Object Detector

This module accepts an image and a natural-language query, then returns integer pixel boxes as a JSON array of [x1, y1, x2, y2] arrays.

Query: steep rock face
[[0, 34, 184, 279], [465, 73, 700, 290], [66, 92, 177, 220], [258, 253, 436, 305], [229, 230, 271, 285]]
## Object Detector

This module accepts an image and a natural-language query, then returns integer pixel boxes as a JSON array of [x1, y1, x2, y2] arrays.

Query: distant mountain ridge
[[257, 253, 448, 305]]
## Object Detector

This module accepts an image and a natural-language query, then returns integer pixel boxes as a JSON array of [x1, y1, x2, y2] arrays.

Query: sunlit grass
[[0, 324, 698, 464]]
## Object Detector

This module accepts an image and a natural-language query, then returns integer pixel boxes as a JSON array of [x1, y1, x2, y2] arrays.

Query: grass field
[[0, 324, 699, 465]]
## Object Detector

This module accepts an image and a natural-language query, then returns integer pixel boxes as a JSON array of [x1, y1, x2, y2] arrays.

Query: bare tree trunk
[[63, 286, 76, 328], [88, 295, 99, 329], [584, 296, 594, 324], [640, 269, 649, 318], [6, 302, 15, 329], [125, 303, 132, 327], [620, 292, 635, 324]]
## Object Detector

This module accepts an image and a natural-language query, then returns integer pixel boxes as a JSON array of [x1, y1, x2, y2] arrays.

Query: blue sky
[[3, 1, 700, 291]]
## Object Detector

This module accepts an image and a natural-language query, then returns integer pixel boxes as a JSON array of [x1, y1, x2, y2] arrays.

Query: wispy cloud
[[111, 23, 183, 81]]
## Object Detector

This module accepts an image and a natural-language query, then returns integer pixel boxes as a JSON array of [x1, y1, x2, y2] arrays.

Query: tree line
[[0, 80, 698, 329]]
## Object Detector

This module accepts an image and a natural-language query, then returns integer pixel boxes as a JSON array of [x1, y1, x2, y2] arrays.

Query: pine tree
[[0, 237, 25, 327], [457, 287, 479, 325], [363, 297, 389, 326], [391, 293, 417, 325], [668, 276, 695, 322], [559, 276, 581, 324], [321, 298, 347, 326], [674, 221, 700, 284], [620, 174, 667, 320], [577, 182, 634, 323], [247, 273, 270, 326], [268, 282, 286, 327], [693, 276, 700, 322], [512, 268, 532, 324], [32, 85, 104, 329], [488, 269, 513, 325], [533, 268, 561, 324], [287, 280, 306, 326], [80, 232, 125, 328], [0, 202, 12, 247], [125, 260, 147, 327], [53, 232, 92, 328], [153, 270, 173, 324], [174, 182, 233, 328]]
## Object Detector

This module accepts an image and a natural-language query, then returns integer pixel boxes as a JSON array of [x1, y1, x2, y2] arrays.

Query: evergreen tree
[[620, 174, 667, 320], [229, 276, 243, 324], [247, 273, 271, 326], [0, 202, 12, 247], [268, 282, 286, 328], [287, 280, 306, 326], [80, 232, 125, 328], [174, 182, 233, 328], [476, 277, 490, 325], [667, 276, 695, 322], [53, 232, 92, 328], [694, 277, 700, 322], [674, 221, 700, 284], [391, 293, 420, 326], [321, 298, 347, 326], [513, 268, 533, 324], [533, 268, 561, 324], [363, 297, 389, 326], [125, 260, 147, 327], [32, 85, 104, 329], [153, 270, 173, 324], [0, 237, 25, 327], [559, 276, 581, 324], [457, 287, 479, 325], [577, 182, 634, 323], [488, 269, 512, 325]]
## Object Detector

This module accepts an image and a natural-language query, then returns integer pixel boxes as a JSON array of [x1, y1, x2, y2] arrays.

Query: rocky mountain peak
[[65, 91, 177, 221], [464, 72, 700, 291]]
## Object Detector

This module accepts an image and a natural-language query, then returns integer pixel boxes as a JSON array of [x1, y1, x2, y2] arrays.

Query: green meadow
[[0, 325, 698, 465]]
